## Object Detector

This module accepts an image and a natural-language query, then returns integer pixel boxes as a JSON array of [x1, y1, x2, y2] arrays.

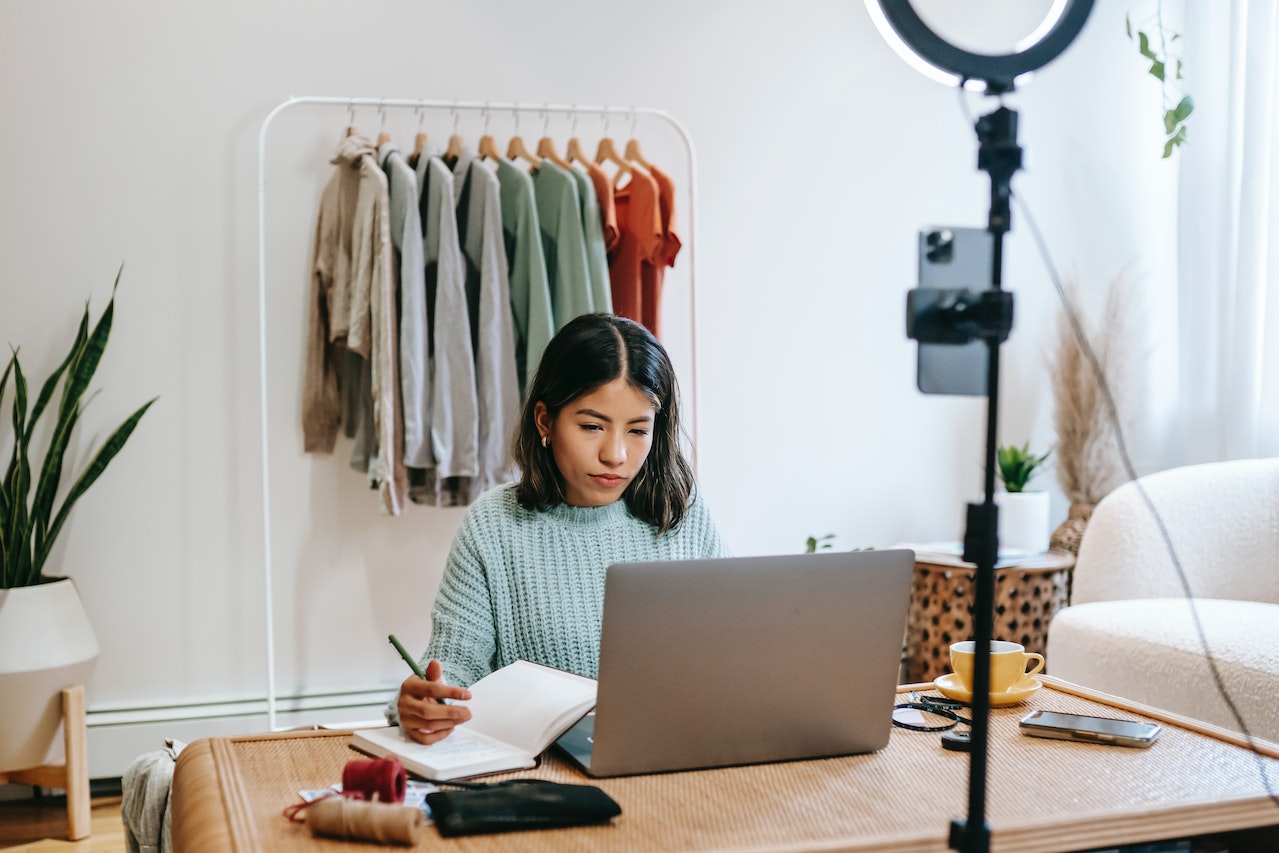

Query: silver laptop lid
[[587, 549, 915, 776]]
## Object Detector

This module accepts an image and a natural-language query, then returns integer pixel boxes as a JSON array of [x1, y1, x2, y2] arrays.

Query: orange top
[[584, 161, 620, 252], [608, 167, 662, 327], [641, 165, 681, 339]]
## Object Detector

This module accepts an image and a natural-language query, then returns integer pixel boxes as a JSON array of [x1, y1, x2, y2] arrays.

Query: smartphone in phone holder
[[906, 226, 1013, 396]]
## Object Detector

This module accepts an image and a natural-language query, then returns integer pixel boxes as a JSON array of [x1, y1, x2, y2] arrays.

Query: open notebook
[[350, 661, 596, 780]]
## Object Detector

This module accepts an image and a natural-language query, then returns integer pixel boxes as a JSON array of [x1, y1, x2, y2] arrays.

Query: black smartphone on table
[[1019, 710, 1161, 748]]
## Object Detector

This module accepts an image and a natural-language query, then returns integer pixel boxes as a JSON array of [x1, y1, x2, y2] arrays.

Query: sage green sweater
[[417, 483, 728, 691]]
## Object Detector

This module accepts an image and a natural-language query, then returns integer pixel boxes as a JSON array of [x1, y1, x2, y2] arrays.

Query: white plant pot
[[0, 577, 99, 772], [994, 490, 1051, 554]]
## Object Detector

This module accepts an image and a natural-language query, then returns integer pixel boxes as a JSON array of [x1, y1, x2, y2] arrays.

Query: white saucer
[[934, 673, 1042, 706]]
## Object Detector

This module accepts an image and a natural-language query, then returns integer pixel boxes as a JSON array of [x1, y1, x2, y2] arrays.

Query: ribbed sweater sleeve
[[422, 508, 498, 690], [386, 486, 728, 723]]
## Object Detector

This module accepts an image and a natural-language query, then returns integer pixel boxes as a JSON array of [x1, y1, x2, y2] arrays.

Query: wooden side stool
[[0, 686, 91, 840], [903, 553, 1075, 684]]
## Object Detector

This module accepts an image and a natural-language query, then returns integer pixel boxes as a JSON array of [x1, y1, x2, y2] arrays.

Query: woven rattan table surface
[[171, 678, 1279, 853]]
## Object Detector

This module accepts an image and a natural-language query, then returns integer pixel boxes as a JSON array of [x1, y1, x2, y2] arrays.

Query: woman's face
[[535, 377, 657, 507]]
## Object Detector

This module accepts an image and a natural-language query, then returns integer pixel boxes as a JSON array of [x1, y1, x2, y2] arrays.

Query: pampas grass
[[1050, 271, 1136, 506]]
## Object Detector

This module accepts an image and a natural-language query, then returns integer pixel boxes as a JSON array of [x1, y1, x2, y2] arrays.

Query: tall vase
[[0, 577, 99, 772], [1050, 502, 1096, 556]]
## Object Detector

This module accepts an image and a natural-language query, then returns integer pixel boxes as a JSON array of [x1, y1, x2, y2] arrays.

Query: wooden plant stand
[[0, 685, 90, 840]]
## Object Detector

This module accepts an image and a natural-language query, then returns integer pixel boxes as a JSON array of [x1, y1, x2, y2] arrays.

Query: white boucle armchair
[[1046, 458, 1279, 743]]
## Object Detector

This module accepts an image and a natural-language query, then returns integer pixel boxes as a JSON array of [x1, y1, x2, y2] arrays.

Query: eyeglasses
[[891, 692, 973, 732]]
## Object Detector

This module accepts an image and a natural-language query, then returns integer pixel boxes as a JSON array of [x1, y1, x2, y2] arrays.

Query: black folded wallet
[[425, 779, 621, 837]]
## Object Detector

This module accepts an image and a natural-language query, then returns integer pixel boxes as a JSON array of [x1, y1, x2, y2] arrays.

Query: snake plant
[[1, 270, 156, 587]]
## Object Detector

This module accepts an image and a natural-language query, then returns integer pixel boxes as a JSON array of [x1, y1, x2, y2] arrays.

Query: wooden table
[[171, 677, 1279, 852], [904, 551, 1075, 684]]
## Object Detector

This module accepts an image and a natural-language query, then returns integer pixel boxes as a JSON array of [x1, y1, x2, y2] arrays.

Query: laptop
[[555, 548, 915, 777]]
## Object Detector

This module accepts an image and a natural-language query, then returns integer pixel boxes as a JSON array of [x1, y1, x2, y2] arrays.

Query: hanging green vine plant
[[1127, 2, 1193, 158]]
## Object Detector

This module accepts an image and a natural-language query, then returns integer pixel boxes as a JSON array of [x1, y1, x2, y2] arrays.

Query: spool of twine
[[342, 757, 407, 804], [306, 797, 425, 845]]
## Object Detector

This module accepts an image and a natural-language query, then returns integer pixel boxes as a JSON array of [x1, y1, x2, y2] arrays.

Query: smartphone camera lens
[[925, 229, 955, 263]]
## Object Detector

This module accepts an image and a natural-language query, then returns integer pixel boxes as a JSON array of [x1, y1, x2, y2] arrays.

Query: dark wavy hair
[[513, 313, 694, 532]]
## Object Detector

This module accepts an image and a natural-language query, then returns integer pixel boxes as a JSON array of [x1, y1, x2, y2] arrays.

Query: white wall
[[0, 0, 1181, 776]]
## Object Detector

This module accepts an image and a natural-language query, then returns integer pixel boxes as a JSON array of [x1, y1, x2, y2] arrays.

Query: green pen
[[388, 634, 448, 705]]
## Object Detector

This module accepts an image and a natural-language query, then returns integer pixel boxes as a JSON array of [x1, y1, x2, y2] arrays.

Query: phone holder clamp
[[906, 289, 1014, 346]]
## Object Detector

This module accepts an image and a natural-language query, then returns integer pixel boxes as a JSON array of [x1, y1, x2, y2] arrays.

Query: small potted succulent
[[994, 442, 1052, 554]]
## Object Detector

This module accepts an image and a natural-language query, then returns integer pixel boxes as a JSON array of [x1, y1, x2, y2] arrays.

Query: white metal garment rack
[[256, 95, 701, 730]]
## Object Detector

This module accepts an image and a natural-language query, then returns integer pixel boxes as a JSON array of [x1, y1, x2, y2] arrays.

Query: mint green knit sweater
[[420, 484, 729, 689]]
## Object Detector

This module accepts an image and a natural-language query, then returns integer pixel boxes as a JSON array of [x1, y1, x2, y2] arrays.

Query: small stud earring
[[541, 435, 550, 449]]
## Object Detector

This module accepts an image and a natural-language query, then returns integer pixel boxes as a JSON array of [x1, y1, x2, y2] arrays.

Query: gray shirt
[[380, 143, 430, 468], [453, 151, 520, 496], [416, 153, 478, 480]]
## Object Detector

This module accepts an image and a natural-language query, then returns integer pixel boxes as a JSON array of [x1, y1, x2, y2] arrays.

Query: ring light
[[866, 0, 1095, 92]]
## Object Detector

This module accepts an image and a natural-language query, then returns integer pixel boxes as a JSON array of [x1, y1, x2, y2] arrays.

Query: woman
[[394, 313, 729, 744]]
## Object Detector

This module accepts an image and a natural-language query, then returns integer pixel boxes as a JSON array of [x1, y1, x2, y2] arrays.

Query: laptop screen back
[[579, 549, 915, 776]]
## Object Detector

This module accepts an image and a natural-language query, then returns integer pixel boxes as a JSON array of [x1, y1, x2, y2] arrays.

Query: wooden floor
[[0, 795, 126, 853]]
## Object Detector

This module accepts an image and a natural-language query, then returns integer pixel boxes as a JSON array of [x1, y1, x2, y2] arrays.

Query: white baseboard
[[85, 688, 394, 779]]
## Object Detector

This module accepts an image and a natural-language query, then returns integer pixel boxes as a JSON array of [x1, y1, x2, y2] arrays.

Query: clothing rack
[[256, 95, 701, 730]]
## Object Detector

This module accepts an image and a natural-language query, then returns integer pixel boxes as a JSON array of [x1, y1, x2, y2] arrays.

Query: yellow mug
[[950, 640, 1045, 694]]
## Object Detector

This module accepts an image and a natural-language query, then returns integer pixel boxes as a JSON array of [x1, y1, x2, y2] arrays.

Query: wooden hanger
[[624, 137, 654, 171], [412, 106, 427, 158], [507, 112, 542, 168], [537, 136, 572, 169], [478, 133, 502, 161], [621, 110, 654, 171], [444, 107, 466, 162], [446, 133, 466, 161], [475, 107, 501, 162], [566, 135, 589, 166], [507, 134, 543, 167], [595, 111, 632, 177], [344, 103, 358, 138], [594, 136, 631, 176], [534, 111, 571, 169], [565, 111, 590, 167], [376, 104, 391, 146]]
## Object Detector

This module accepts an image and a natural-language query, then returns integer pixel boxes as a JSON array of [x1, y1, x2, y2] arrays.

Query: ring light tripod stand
[[865, 3, 1096, 851]]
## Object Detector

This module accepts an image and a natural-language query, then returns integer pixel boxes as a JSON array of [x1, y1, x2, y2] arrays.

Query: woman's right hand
[[396, 658, 473, 744]]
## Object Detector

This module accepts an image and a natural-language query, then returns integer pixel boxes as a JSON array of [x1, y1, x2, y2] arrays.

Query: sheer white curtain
[[1171, 0, 1279, 463]]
